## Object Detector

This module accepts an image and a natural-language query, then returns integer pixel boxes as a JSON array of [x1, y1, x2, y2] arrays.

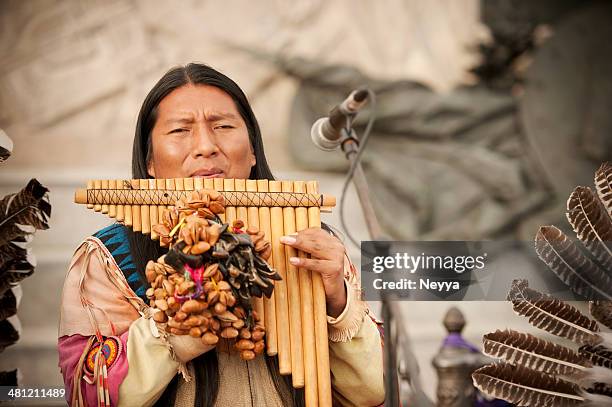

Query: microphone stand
[[338, 126, 400, 406]]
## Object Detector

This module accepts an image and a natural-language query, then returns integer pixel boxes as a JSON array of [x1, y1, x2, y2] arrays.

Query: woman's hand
[[280, 228, 347, 318]]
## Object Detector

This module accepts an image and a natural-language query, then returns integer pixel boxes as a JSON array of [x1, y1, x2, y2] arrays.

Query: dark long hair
[[128, 63, 304, 406]]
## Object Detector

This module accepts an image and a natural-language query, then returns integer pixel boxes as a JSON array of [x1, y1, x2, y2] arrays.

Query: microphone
[[310, 89, 369, 151]]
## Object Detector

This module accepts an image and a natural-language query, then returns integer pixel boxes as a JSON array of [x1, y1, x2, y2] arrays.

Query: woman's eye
[[169, 128, 188, 134]]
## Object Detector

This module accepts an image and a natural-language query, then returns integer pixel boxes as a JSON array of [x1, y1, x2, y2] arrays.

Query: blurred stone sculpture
[[252, 0, 612, 242]]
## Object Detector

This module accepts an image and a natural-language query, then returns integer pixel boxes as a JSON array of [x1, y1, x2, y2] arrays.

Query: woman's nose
[[191, 126, 219, 157]]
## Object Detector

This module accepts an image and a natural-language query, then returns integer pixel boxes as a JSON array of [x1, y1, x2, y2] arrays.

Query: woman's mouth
[[191, 169, 224, 178]]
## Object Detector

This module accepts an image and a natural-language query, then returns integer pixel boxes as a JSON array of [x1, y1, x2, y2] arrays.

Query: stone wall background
[[0, 0, 562, 402]]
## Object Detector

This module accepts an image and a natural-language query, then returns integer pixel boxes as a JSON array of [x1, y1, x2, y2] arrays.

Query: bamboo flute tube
[[212, 178, 225, 223], [156, 179, 165, 224], [108, 180, 117, 218], [100, 180, 109, 214], [245, 180, 266, 330], [139, 179, 151, 235], [148, 179, 158, 240], [184, 177, 195, 193], [93, 180, 102, 212], [307, 181, 332, 407], [282, 180, 304, 388], [86, 180, 95, 209], [164, 178, 176, 220], [257, 179, 277, 356], [295, 181, 318, 405], [270, 180, 291, 374], [235, 179, 248, 224], [115, 180, 124, 222], [223, 179, 236, 225], [130, 180, 141, 232], [122, 180, 132, 227]]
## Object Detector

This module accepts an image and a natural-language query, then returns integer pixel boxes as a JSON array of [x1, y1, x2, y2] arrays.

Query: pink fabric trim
[[59, 332, 129, 406]]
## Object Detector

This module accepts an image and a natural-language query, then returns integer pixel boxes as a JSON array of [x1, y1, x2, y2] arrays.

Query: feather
[[590, 301, 612, 331], [579, 345, 612, 369], [0, 319, 19, 351], [0, 238, 34, 297], [472, 362, 584, 406], [0, 129, 12, 164], [585, 382, 612, 397], [0, 179, 50, 247], [535, 226, 612, 300], [0, 289, 16, 321], [595, 162, 612, 219], [483, 329, 591, 377], [566, 187, 612, 270], [508, 280, 601, 345], [0, 369, 17, 386], [473, 363, 612, 406]]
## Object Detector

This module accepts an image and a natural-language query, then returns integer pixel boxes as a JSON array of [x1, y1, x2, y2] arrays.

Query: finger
[[281, 229, 342, 260], [288, 256, 343, 278]]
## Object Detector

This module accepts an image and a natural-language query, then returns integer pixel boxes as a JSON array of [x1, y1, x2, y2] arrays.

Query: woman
[[58, 63, 385, 406]]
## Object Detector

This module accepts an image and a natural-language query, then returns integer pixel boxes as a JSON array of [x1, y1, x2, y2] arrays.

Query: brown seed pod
[[174, 311, 188, 322], [206, 224, 222, 245], [203, 263, 219, 279], [152, 310, 168, 323], [207, 290, 220, 305], [210, 319, 220, 332], [154, 288, 166, 300], [236, 339, 255, 351], [167, 297, 180, 312], [232, 319, 245, 329], [162, 280, 174, 296], [168, 274, 182, 285], [154, 299, 169, 311], [240, 350, 256, 361], [145, 261, 157, 282], [240, 328, 251, 339], [167, 318, 185, 329], [184, 315, 202, 328], [181, 299, 205, 314], [251, 330, 265, 341], [202, 332, 219, 345], [217, 311, 238, 322], [218, 292, 228, 306], [197, 207, 216, 219], [209, 201, 224, 215], [169, 327, 190, 335], [213, 302, 227, 314], [226, 293, 236, 307], [232, 219, 245, 230], [233, 307, 246, 319], [145, 287, 155, 299], [191, 241, 210, 255], [153, 274, 164, 289], [260, 246, 272, 261], [217, 280, 231, 291], [220, 327, 239, 339], [177, 281, 195, 295], [180, 227, 193, 246], [189, 327, 203, 338], [253, 341, 265, 354]]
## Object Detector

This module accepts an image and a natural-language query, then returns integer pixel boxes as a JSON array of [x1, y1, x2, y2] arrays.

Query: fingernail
[[281, 236, 296, 245], [289, 257, 300, 265]]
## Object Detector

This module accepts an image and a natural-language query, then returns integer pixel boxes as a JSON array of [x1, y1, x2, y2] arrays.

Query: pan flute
[[74, 178, 336, 406]]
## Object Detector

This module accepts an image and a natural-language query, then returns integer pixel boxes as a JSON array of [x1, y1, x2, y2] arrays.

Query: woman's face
[[147, 84, 256, 179]]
